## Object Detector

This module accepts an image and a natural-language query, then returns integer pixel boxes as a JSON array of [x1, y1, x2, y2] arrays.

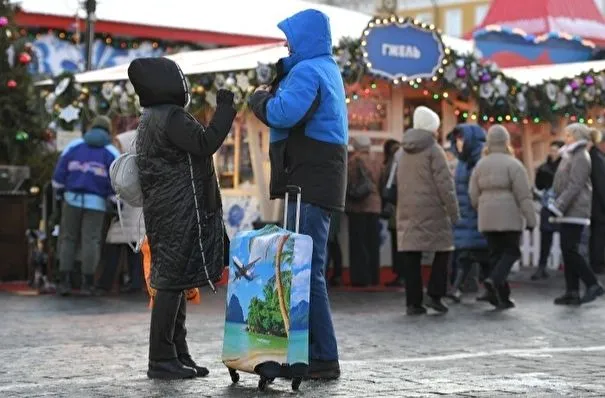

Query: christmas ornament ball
[[18, 52, 32, 64], [7, 80, 17, 88], [0, 16, 8, 27]]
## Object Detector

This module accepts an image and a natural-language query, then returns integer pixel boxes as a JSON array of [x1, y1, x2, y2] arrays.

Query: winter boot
[[80, 274, 99, 296], [57, 272, 72, 296]]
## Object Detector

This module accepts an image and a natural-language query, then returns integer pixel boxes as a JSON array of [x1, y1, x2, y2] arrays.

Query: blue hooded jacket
[[450, 124, 487, 249], [52, 128, 119, 212], [248, 9, 348, 211]]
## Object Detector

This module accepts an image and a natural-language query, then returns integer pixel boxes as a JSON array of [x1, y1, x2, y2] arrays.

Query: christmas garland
[[335, 33, 605, 124], [39, 27, 605, 127]]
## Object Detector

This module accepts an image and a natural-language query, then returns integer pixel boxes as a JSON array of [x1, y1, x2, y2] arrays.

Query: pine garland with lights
[[0, 0, 46, 167], [38, 14, 605, 127]]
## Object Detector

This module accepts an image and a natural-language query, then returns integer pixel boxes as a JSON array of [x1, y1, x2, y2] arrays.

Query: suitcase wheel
[[258, 376, 270, 391], [292, 378, 302, 391], [228, 368, 240, 384]]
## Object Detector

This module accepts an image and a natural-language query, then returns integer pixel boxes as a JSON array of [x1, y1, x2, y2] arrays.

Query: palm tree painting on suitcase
[[222, 225, 312, 373]]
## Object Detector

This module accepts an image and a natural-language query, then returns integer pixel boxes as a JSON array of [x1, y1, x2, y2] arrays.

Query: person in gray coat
[[548, 123, 604, 305], [469, 125, 536, 309]]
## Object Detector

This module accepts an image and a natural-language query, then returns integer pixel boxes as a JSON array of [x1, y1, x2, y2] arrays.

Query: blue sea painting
[[222, 225, 312, 373]]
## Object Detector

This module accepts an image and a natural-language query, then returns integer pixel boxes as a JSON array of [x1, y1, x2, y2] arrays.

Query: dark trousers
[[149, 290, 189, 361], [97, 244, 143, 291], [538, 230, 554, 269], [348, 213, 380, 286], [485, 232, 521, 287], [401, 251, 450, 307], [452, 249, 490, 290], [589, 221, 605, 273], [326, 239, 343, 278], [561, 224, 598, 292], [59, 203, 105, 275], [389, 228, 404, 278]]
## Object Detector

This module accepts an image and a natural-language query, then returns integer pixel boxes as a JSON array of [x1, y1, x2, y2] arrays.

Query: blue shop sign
[[362, 21, 446, 81]]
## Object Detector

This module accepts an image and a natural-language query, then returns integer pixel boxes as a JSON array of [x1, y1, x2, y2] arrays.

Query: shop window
[[346, 80, 390, 132], [444, 8, 463, 37], [474, 5, 489, 26]]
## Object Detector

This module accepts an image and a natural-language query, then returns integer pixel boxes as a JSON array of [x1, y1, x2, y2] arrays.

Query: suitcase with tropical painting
[[222, 186, 312, 391]]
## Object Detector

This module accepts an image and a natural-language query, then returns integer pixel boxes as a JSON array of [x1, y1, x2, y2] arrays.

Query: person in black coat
[[532, 140, 564, 280], [128, 58, 236, 380], [589, 129, 605, 274]]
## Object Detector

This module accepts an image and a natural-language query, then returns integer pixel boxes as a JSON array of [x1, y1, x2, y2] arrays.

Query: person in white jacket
[[97, 130, 145, 293]]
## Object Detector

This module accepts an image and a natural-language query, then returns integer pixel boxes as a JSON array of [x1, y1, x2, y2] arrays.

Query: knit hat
[[413, 106, 440, 132], [566, 123, 591, 142], [351, 135, 371, 151], [91, 115, 112, 134], [487, 124, 510, 146]]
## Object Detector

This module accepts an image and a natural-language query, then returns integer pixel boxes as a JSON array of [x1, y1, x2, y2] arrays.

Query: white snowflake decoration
[[59, 104, 81, 123]]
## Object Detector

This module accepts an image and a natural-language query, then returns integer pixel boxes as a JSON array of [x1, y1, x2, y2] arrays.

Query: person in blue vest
[[446, 124, 490, 302], [52, 116, 120, 296], [248, 8, 346, 380]]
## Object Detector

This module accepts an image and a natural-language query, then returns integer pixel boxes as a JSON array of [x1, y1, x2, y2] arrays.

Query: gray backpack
[[109, 133, 144, 252], [110, 139, 143, 208]]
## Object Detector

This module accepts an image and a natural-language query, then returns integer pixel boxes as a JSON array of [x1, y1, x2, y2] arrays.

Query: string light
[[21, 27, 196, 51]]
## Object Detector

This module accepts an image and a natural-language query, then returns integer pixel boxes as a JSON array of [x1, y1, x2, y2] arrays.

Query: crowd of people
[[338, 106, 605, 314], [44, 7, 605, 381]]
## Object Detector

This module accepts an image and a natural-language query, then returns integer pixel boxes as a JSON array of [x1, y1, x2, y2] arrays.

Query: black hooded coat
[[128, 57, 236, 290]]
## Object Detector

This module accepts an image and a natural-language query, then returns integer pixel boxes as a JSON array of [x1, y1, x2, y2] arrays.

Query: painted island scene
[[222, 225, 312, 373]]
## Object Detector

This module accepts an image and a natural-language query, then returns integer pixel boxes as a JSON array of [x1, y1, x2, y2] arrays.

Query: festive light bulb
[[443, 92, 449, 98]]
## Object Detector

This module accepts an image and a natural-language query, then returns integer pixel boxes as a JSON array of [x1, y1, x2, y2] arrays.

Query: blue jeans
[[287, 202, 339, 361]]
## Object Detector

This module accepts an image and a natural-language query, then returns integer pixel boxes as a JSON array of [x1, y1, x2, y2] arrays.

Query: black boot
[[530, 268, 549, 281], [581, 284, 605, 304], [446, 268, 466, 303], [80, 274, 99, 296], [57, 272, 72, 297], [178, 354, 209, 377], [426, 297, 449, 313], [554, 291, 581, 306], [147, 359, 196, 380], [406, 305, 427, 316]]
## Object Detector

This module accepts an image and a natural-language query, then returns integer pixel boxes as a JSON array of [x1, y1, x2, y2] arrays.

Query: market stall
[[38, 14, 605, 277]]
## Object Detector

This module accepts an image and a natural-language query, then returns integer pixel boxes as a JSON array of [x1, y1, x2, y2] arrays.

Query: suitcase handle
[[283, 185, 302, 233]]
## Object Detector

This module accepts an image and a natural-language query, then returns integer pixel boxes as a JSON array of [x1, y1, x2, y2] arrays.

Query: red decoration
[[18, 52, 32, 64], [7, 80, 17, 88]]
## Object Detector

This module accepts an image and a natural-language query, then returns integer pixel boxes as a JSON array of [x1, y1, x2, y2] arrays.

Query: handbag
[[347, 158, 374, 201]]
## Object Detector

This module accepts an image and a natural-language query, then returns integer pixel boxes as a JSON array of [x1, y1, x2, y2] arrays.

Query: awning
[[37, 35, 474, 85], [503, 59, 605, 85], [467, 0, 605, 46]]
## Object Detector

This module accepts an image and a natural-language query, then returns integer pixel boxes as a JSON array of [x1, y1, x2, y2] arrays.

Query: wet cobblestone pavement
[[1, 271, 605, 397]]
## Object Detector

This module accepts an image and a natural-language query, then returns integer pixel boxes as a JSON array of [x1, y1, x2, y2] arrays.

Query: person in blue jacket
[[248, 9, 346, 380], [446, 124, 490, 302], [52, 116, 119, 296]]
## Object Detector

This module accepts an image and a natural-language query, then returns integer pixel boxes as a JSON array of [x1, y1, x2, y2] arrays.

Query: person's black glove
[[216, 89, 235, 106]]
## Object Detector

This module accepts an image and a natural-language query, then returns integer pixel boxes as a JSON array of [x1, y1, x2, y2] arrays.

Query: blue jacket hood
[[450, 124, 486, 165], [278, 9, 333, 72], [83, 128, 112, 147]]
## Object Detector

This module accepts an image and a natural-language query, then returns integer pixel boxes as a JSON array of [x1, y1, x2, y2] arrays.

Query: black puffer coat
[[128, 57, 236, 290]]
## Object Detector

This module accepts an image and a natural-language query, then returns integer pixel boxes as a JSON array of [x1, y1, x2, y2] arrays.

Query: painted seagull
[[232, 256, 261, 281]]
